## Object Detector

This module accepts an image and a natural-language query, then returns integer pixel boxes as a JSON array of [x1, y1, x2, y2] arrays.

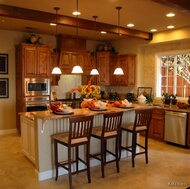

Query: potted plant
[[162, 92, 171, 105], [171, 94, 177, 105]]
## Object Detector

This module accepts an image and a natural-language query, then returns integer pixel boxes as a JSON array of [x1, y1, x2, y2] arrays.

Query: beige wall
[[0, 30, 55, 134]]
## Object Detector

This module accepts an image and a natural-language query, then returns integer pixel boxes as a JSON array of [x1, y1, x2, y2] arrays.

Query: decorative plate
[[89, 108, 107, 111], [53, 111, 74, 115], [118, 105, 134, 109]]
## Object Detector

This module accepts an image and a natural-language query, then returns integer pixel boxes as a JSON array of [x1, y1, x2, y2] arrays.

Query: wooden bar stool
[[52, 115, 94, 189], [90, 111, 123, 178], [120, 108, 153, 167]]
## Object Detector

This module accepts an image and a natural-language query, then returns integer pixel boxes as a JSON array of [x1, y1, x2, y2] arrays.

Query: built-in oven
[[25, 96, 50, 112], [25, 78, 50, 96]]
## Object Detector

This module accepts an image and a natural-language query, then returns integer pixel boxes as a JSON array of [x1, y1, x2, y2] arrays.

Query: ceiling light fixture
[[51, 7, 62, 75], [127, 23, 134, 27], [71, 0, 83, 74], [114, 6, 124, 75], [150, 29, 157, 32], [166, 13, 175, 17], [101, 31, 107, 34], [167, 25, 174, 29], [90, 16, 99, 75]]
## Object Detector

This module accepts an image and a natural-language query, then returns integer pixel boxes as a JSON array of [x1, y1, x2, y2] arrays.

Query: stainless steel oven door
[[25, 78, 50, 96], [25, 96, 50, 112]]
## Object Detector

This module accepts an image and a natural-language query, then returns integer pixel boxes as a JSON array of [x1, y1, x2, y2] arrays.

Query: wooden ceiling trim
[[0, 4, 152, 40], [152, 0, 190, 13]]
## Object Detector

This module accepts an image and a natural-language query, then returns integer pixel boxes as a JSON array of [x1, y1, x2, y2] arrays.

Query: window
[[156, 50, 190, 98]]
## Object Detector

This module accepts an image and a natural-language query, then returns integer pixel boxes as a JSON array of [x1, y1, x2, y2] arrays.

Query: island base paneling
[[25, 111, 136, 181]]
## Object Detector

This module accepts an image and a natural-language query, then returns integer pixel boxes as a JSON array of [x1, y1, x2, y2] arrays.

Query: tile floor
[[0, 133, 190, 189]]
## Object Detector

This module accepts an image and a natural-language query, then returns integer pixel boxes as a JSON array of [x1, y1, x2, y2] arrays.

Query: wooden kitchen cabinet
[[16, 43, 51, 78], [97, 52, 136, 86], [149, 108, 165, 140], [20, 116, 35, 164], [59, 49, 93, 74], [187, 113, 190, 147], [50, 53, 60, 86], [97, 52, 116, 85], [110, 54, 136, 86]]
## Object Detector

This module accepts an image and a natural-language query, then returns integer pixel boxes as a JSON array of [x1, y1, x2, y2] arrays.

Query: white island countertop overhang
[[19, 104, 152, 181]]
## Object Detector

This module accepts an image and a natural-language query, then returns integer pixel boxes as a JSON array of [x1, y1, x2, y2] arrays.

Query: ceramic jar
[[137, 94, 146, 104]]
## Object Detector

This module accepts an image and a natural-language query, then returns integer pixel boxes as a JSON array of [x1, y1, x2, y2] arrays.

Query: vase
[[164, 98, 170, 105], [171, 99, 177, 105]]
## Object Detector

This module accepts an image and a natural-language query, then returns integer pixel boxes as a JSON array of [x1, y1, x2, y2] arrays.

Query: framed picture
[[137, 87, 152, 97], [0, 78, 9, 98], [0, 54, 8, 74]]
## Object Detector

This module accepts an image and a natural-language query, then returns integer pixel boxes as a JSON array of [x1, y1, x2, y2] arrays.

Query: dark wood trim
[[0, 4, 152, 40], [152, 0, 190, 13]]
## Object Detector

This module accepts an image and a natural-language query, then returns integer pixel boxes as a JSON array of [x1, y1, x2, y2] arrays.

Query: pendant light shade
[[52, 67, 62, 74], [113, 6, 124, 75], [71, 0, 83, 74], [90, 15, 99, 75], [71, 65, 83, 74], [51, 7, 62, 75], [90, 68, 99, 75], [113, 68, 124, 75]]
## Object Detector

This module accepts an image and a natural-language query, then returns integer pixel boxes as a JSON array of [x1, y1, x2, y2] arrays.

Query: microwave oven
[[25, 78, 50, 96]]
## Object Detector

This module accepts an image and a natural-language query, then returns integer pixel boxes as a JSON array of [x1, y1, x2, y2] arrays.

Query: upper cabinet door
[[23, 44, 50, 78], [24, 46, 37, 77], [37, 46, 50, 77], [116, 54, 136, 86], [97, 52, 110, 86]]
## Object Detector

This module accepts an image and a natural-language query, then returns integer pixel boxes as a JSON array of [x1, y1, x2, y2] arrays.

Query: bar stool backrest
[[102, 111, 123, 138], [133, 109, 153, 131], [69, 115, 94, 145]]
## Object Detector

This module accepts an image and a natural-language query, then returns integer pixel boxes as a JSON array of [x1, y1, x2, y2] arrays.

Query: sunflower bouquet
[[70, 76, 101, 98]]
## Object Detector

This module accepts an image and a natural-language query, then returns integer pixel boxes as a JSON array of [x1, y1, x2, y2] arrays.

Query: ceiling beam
[[152, 0, 190, 13], [0, 4, 152, 40]]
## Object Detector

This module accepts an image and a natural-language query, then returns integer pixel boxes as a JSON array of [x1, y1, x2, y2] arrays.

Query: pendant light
[[51, 7, 62, 74], [90, 16, 99, 75], [71, 0, 83, 74], [113, 6, 124, 75]]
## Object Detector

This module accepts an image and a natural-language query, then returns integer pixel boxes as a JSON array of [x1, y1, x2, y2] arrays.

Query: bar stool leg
[[132, 133, 137, 168], [86, 143, 91, 183], [75, 146, 79, 173], [101, 140, 105, 178], [116, 136, 119, 173], [54, 141, 58, 181], [68, 147, 73, 189], [145, 132, 148, 164]]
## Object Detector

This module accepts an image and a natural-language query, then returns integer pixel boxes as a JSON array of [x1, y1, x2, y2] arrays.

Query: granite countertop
[[19, 104, 151, 120], [152, 103, 190, 113], [19, 103, 190, 121]]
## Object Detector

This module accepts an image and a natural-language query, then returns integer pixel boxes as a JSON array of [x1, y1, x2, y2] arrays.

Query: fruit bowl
[[177, 102, 188, 109]]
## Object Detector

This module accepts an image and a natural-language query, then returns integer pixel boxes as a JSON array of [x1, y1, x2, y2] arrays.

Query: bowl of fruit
[[176, 102, 188, 109]]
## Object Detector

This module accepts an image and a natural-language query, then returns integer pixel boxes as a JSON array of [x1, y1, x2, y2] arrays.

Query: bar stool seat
[[90, 111, 123, 178], [52, 115, 94, 189], [120, 109, 153, 167]]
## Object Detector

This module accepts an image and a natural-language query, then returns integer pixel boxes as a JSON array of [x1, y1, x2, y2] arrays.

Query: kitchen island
[[19, 104, 152, 181]]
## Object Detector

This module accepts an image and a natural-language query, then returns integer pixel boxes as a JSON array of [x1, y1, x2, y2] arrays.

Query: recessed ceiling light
[[101, 31, 107, 34], [50, 23, 56, 26], [127, 23, 134, 27], [167, 25, 174, 29], [150, 29, 157, 32], [166, 13, 175, 17], [72, 11, 81, 15], [2, 19, 5, 23]]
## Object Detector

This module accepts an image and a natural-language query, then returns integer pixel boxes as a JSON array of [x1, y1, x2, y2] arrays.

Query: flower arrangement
[[70, 76, 101, 98]]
